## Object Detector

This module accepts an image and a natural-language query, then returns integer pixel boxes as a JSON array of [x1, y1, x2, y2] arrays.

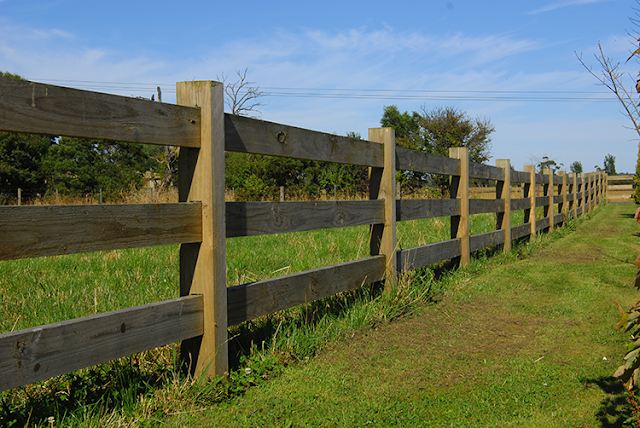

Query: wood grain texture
[[496, 159, 511, 252], [0, 76, 201, 147], [0, 295, 203, 392], [395, 146, 459, 175], [226, 200, 384, 237], [450, 147, 470, 267], [0, 203, 201, 260], [511, 223, 531, 240], [553, 213, 564, 226], [177, 81, 228, 377], [225, 114, 383, 167], [510, 170, 531, 184], [470, 230, 505, 253], [396, 239, 461, 273], [536, 217, 551, 231], [510, 198, 530, 211], [524, 165, 536, 240], [396, 199, 460, 221], [553, 195, 562, 204], [469, 199, 504, 214], [368, 128, 397, 283], [468, 162, 503, 180], [535, 196, 549, 207], [227, 256, 386, 326]]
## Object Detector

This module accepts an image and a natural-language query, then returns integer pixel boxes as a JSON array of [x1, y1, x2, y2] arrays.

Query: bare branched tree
[[576, 43, 640, 138], [217, 68, 265, 117]]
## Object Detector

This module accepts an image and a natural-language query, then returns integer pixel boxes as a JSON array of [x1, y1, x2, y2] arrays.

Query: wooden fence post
[[580, 172, 587, 215], [17, 188, 21, 206], [568, 173, 576, 219], [524, 165, 536, 240], [368, 127, 397, 287], [543, 168, 554, 232], [176, 80, 228, 378], [496, 159, 511, 252], [450, 147, 469, 267], [558, 171, 567, 222]]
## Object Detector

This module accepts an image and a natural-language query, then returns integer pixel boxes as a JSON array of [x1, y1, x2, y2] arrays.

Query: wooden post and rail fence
[[0, 77, 606, 392]]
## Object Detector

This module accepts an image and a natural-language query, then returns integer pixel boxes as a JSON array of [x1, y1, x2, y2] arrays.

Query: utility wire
[[29, 78, 618, 103]]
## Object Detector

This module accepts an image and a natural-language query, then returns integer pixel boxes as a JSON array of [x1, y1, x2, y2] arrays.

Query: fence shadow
[[583, 376, 635, 428]]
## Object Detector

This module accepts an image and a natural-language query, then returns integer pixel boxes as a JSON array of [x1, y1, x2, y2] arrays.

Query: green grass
[[0, 205, 607, 427]]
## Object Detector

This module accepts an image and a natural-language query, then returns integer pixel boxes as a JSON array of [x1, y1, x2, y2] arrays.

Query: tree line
[[0, 70, 498, 203]]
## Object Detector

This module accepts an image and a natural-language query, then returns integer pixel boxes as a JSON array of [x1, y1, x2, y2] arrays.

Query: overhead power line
[[29, 78, 618, 103]]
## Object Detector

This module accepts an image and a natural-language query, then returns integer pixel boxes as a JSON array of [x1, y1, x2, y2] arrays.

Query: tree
[[217, 68, 265, 117], [604, 153, 617, 175], [0, 132, 52, 202], [380, 105, 421, 149], [570, 161, 583, 174], [43, 137, 153, 199], [418, 106, 494, 164]]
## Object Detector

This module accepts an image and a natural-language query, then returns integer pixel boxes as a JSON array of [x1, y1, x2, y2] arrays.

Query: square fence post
[[368, 128, 397, 288], [450, 147, 469, 267], [496, 159, 511, 253], [558, 171, 567, 223], [524, 165, 536, 240], [543, 168, 554, 232], [568, 172, 577, 219], [177, 81, 228, 378]]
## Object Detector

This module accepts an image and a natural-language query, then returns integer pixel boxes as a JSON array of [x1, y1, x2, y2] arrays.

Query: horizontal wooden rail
[[470, 230, 505, 253], [225, 114, 384, 167], [0, 76, 201, 147], [395, 147, 459, 176], [396, 239, 461, 273], [396, 199, 460, 221], [468, 162, 503, 181], [511, 198, 530, 211], [511, 223, 532, 240], [536, 217, 551, 231], [469, 199, 504, 215], [510, 170, 531, 184], [226, 200, 383, 237], [0, 295, 203, 392], [0, 203, 202, 260], [227, 256, 386, 326]]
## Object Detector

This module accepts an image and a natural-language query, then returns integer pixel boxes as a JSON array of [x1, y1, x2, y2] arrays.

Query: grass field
[[0, 201, 589, 427]]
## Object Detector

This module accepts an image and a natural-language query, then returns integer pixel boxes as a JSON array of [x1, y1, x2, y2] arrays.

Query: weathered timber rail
[[0, 76, 606, 391]]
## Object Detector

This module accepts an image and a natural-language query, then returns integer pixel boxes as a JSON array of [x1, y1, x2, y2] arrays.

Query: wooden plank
[[553, 213, 564, 226], [395, 147, 459, 175], [0, 203, 201, 261], [468, 162, 503, 180], [536, 217, 550, 231], [609, 184, 633, 191], [510, 198, 530, 211], [0, 295, 203, 393], [510, 170, 531, 184], [535, 196, 548, 207], [450, 147, 470, 267], [396, 199, 460, 221], [553, 195, 562, 204], [0, 76, 200, 147], [524, 165, 536, 241], [397, 239, 461, 273], [496, 159, 511, 252], [226, 200, 383, 237], [511, 223, 531, 240], [543, 168, 554, 232], [227, 256, 386, 326], [470, 230, 505, 253], [369, 128, 397, 285], [469, 199, 504, 214], [225, 114, 383, 167], [177, 81, 228, 378], [608, 174, 634, 181]]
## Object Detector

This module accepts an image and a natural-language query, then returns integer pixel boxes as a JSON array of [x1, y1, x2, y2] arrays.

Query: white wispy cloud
[[528, 0, 610, 15]]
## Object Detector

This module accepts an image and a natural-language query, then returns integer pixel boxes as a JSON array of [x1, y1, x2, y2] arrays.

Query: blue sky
[[1, 0, 638, 173]]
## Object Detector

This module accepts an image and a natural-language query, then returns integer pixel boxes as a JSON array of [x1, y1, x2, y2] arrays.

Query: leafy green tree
[[570, 161, 583, 174], [0, 132, 53, 202], [604, 153, 617, 175], [380, 105, 421, 149], [537, 156, 563, 173], [43, 138, 153, 199]]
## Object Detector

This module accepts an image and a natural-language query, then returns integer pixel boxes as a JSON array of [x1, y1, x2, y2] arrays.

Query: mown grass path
[[173, 203, 640, 427]]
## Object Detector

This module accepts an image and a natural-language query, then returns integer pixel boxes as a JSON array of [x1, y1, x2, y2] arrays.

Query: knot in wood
[[277, 132, 287, 144]]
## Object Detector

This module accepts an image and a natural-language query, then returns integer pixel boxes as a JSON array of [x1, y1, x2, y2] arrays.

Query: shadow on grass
[[584, 376, 636, 428]]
